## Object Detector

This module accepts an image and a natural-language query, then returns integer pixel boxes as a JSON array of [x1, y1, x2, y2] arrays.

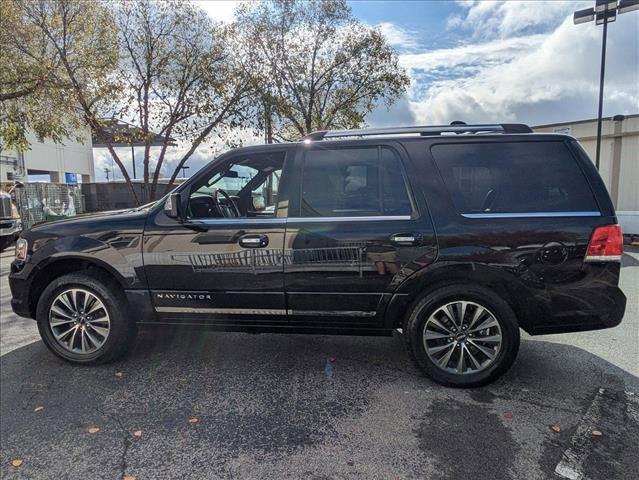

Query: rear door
[[425, 137, 617, 332], [283, 141, 437, 328]]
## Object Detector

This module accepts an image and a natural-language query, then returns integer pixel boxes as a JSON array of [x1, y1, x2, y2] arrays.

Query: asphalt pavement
[[1, 248, 638, 480]]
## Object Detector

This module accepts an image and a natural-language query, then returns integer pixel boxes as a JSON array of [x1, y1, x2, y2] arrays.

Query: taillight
[[585, 224, 623, 262]]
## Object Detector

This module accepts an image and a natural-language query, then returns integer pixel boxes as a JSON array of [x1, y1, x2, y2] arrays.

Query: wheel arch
[[386, 263, 530, 331], [27, 256, 126, 318]]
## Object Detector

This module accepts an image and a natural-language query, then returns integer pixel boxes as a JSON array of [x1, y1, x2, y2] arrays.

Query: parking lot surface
[[1, 248, 638, 480]]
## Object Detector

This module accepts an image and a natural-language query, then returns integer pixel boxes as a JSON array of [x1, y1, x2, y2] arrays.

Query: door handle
[[390, 234, 417, 246], [239, 234, 269, 248]]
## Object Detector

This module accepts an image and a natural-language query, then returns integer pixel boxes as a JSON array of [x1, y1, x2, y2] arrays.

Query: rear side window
[[300, 146, 413, 217], [431, 141, 599, 214]]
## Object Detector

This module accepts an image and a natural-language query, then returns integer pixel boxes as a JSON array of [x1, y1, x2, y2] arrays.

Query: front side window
[[188, 151, 285, 219], [300, 146, 413, 217], [431, 141, 599, 214]]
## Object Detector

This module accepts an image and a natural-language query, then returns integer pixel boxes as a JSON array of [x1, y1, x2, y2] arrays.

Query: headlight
[[15, 238, 28, 261]]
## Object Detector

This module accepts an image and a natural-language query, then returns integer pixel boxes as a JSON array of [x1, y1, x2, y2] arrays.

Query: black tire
[[404, 284, 520, 387], [36, 273, 137, 364], [0, 236, 12, 252]]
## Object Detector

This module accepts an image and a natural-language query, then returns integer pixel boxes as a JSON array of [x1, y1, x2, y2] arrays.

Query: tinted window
[[188, 151, 285, 218], [301, 147, 412, 217], [431, 142, 598, 214]]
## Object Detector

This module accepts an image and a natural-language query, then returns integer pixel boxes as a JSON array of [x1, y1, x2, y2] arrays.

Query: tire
[[404, 284, 520, 387], [0, 236, 11, 252], [36, 273, 137, 364]]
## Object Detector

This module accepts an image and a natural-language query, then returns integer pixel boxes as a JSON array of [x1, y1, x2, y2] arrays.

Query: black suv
[[9, 123, 626, 387]]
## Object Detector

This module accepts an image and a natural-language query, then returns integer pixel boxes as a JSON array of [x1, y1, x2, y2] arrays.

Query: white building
[[533, 114, 639, 235], [0, 127, 95, 183]]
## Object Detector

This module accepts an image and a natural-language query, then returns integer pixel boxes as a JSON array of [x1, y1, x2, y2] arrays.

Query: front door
[[283, 141, 437, 328], [143, 147, 292, 325]]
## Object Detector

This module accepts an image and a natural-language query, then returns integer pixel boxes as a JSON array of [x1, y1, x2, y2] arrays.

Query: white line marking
[[554, 388, 607, 480]]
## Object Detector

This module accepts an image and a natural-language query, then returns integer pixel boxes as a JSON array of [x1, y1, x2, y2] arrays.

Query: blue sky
[[94, 0, 638, 181], [348, 0, 638, 127]]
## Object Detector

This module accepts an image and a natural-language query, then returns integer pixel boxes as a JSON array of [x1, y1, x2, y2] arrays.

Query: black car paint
[[9, 134, 626, 336]]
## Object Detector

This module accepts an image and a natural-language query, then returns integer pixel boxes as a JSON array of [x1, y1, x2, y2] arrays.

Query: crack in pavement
[[96, 406, 133, 480]]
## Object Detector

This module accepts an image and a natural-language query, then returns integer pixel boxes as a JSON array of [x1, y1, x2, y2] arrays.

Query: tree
[[113, 0, 252, 201], [234, 0, 410, 141], [0, 0, 97, 152], [6, 0, 251, 204], [9, 0, 141, 199]]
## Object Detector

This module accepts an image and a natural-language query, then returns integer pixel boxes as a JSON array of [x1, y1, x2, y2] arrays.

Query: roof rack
[[302, 123, 533, 141]]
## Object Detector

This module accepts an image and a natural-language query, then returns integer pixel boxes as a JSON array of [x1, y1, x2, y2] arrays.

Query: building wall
[[533, 114, 639, 234], [1, 127, 94, 183], [0, 152, 25, 183]]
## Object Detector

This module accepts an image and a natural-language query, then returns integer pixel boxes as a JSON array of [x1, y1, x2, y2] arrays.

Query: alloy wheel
[[49, 288, 111, 354], [422, 300, 502, 375]]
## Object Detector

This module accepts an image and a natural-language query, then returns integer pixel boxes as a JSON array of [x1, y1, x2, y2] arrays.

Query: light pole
[[130, 144, 137, 179], [574, 0, 639, 170], [181, 165, 190, 178]]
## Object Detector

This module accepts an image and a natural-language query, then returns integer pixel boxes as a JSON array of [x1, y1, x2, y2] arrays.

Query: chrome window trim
[[186, 215, 413, 225], [461, 211, 601, 219], [186, 217, 287, 225], [287, 215, 412, 223]]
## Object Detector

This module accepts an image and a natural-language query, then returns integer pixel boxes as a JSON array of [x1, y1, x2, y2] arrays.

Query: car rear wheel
[[404, 284, 520, 387], [36, 273, 136, 364]]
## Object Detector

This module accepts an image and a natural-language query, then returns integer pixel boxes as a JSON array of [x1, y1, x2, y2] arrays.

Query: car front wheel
[[404, 284, 520, 387], [36, 273, 136, 364]]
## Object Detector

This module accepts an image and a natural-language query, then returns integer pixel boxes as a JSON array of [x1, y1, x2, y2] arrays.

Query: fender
[[25, 234, 144, 288], [384, 260, 544, 333]]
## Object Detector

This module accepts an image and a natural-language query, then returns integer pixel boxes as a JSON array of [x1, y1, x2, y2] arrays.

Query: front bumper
[[9, 261, 34, 319], [0, 219, 22, 237]]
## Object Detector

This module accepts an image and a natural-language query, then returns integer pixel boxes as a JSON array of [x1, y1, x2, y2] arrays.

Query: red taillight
[[585, 224, 623, 262]]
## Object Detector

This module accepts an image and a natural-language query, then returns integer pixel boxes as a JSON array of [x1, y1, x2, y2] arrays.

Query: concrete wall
[[534, 114, 639, 235]]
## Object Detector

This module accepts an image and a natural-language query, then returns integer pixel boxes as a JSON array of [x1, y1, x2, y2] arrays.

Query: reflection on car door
[[283, 142, 437, 328], [142, 147, 292, 325]]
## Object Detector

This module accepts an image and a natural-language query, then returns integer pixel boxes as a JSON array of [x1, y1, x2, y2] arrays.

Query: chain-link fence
[[14, 183, 85, 228]]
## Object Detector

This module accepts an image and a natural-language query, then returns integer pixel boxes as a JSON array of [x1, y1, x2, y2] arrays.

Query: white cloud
[[398, 11, 639, 126], [448, 0, 591, 39], [376, 22, 420, 51], [400, 34, 546, 74], [192, 0, 242, 23]]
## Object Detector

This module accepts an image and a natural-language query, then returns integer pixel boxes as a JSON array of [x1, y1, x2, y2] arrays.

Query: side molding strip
[[156, 307, 286, 315], [155, 306, 377, 317], [461, 211, 601, 219]]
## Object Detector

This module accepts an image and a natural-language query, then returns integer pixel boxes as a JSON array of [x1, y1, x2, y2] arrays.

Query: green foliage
[[2, 0, 410, 203], [113, 0, 251, 200], [0, 0, 119, 153], [234, 0, 410, 140]]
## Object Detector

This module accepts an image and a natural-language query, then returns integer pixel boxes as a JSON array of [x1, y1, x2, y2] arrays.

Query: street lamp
[[180, 165, 190, 178], [574, 0, 639, 170]]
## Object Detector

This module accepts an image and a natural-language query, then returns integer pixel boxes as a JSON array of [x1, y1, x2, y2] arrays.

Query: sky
[[93, 0, 639, 181]]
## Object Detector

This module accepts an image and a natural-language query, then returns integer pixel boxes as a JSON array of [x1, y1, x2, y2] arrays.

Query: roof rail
[[302, 123, 533, 141]]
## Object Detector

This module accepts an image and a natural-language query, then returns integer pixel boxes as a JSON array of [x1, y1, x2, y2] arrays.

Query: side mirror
[[164, 193, 184, 220]]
